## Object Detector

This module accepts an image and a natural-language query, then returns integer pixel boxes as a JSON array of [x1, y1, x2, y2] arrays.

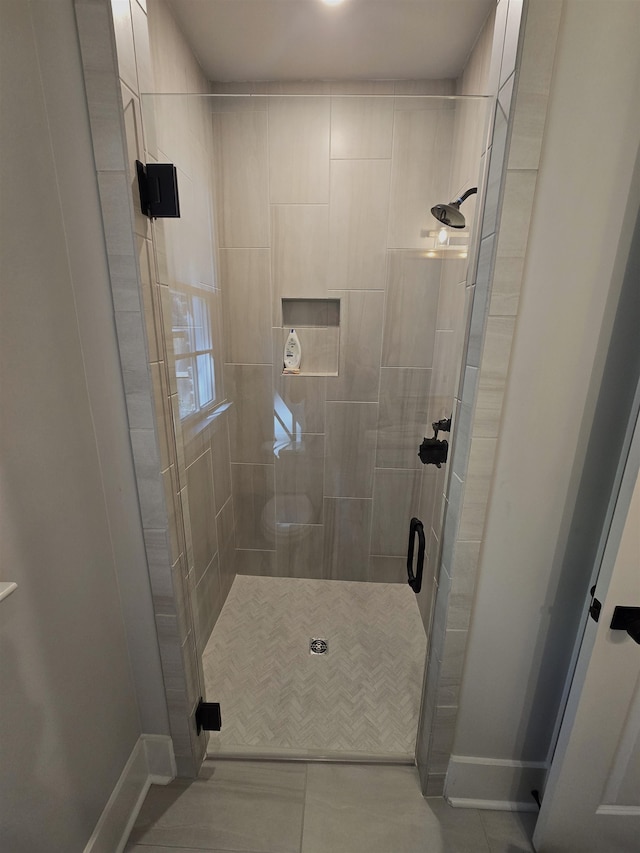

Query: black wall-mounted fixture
[[195, 698, 222, 734], [418, 436, 448, 467], [610, 606, 640, 644], [136, 160, 181, 219], [418, 417, 451, 467]]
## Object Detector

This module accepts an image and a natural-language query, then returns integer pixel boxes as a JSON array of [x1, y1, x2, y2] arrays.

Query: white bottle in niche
[[283, 328, 302, 372]]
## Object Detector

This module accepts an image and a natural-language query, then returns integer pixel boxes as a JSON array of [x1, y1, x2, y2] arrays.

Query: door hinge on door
[[195, 698, 221, 734], [589, 585, 602, 622]]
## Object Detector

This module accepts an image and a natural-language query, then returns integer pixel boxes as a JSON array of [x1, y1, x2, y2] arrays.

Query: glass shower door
[[141, 91, 489, 759]]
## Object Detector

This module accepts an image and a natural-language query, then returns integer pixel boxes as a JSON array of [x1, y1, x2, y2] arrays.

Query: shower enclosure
[[139, 91, 489, 760]]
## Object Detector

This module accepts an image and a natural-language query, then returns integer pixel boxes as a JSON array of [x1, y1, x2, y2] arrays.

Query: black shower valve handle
[[419, 416, 451, 466], [418, 435, 448, 467]]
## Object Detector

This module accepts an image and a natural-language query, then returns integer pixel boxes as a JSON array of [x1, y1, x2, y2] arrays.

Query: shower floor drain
[[309, 638, 328, 655]]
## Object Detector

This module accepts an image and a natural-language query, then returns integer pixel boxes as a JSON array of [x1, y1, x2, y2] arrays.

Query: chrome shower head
[[430, 187, 478, 229]]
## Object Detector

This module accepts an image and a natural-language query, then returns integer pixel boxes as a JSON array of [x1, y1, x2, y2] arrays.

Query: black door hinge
[[195, 698, 221, 734], [136, 160, 181, 219], [589, 585, 601, 622]]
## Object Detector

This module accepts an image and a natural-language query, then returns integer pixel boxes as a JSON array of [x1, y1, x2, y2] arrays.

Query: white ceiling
[[166, 0, 495, 82]]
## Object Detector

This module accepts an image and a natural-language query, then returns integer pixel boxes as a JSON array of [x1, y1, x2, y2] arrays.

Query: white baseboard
[[596, 805, 640, 816], [143, 733, 177, 783], [84, 734, 175, 853], [445, 755, 547, 810]]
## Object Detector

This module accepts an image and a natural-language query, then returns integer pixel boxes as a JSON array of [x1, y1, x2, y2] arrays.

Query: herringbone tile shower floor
[[202, 576, 427, 758]]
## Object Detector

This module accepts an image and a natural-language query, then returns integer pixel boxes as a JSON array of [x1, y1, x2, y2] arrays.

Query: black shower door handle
[[407, 517, 425, 594]]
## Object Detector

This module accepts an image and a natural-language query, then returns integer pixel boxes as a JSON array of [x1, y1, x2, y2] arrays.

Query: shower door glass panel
[[141, 92, 490, 758]]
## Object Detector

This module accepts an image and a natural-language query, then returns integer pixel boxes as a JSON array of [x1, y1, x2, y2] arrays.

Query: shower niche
[[280, 298, 341, 377]]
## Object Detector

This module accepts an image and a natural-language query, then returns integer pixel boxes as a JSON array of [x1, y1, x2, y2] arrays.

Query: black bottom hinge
[[589, 585, 602, 622], [195, 698, 221, 734]]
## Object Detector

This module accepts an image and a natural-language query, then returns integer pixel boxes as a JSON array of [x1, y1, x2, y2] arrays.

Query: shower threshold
[[205, 749, 416, 765], [202, 576, 427, 762]]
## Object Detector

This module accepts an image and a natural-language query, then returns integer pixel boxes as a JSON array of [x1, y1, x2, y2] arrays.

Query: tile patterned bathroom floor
[[125, 761, 538, 853], [202, 576, 427, 758]]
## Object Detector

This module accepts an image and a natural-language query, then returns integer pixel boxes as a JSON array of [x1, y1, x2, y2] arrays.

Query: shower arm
[[453, 187, 478, 207]]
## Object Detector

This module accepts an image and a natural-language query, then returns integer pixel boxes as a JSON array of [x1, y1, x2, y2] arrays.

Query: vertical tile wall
[[211, 82, 487, 634], [134, 0, 238, 755], [416, 0, 565, 797], [415, 6, 501, 796], [143, 16, 235, 653], [75, 0, 236, 776]]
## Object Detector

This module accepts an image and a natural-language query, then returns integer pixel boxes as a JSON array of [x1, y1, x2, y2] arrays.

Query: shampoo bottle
[[283, 329, 302, 371]]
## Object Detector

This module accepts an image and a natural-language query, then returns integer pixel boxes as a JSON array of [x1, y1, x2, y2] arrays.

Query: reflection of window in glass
[[171, 287, 218, 419], [273, 391, 301, 457]]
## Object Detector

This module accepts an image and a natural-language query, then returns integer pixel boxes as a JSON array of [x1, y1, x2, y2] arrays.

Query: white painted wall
[[0, 0, 167, 847], [451, 0, 640, 793]]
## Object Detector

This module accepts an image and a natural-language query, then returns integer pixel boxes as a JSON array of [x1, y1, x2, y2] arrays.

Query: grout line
[[230, 461, 275, 467], [477, 807, 496, 853], [323, 496, 373, 502], [224, 361, 274, 367], [330, 156, 392, 162]]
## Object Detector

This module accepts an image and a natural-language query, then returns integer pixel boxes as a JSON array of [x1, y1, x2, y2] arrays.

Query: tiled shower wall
[[142, 63, 236, 662], [415, 5, 501, 795], [125, 0, 239, 692], [117, 0, 238, 661], [210, 84, 487, 629], [75, 0, 237, 775], [416, 0, 565, 798]]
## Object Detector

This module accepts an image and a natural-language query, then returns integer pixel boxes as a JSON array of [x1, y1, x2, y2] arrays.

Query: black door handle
[[407, 517, 425, 594], [610, 606, 640, 644]]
